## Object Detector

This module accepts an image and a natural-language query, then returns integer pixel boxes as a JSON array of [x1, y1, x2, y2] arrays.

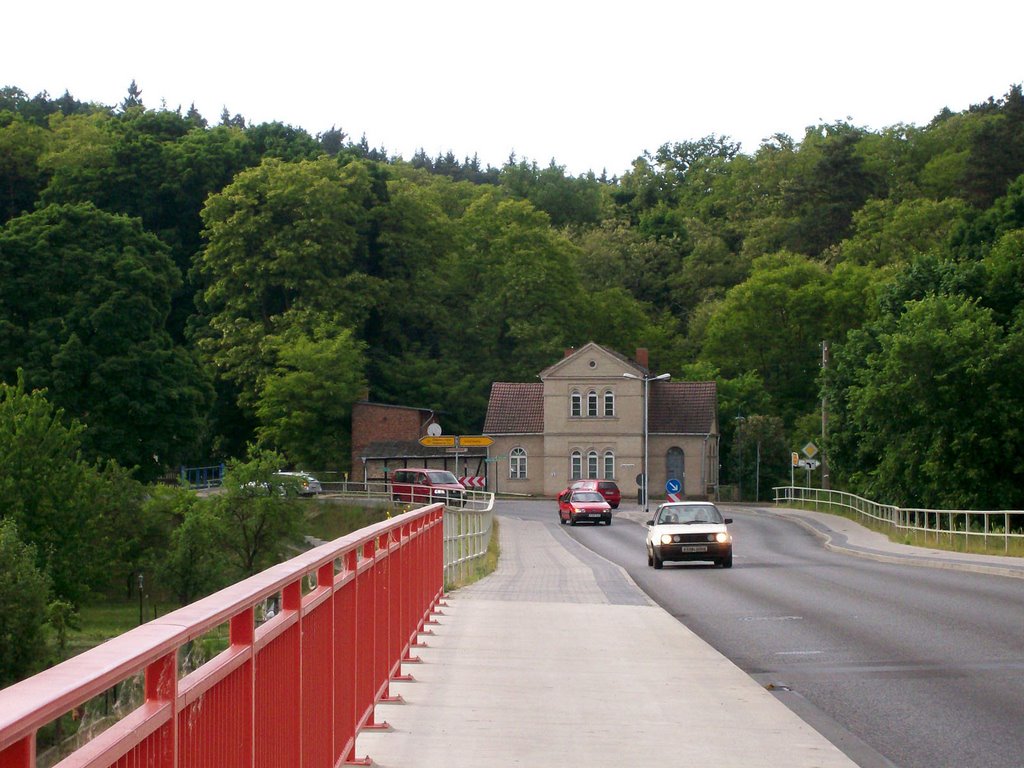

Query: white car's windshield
[[656, 505, 723, 525]]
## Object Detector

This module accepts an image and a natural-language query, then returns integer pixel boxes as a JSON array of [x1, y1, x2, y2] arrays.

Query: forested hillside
[[2, 81, 1024, 513]]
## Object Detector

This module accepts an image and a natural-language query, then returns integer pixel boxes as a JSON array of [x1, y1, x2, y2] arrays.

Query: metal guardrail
[[179, 463, 225, 489], [774, 485, 1024, 552], [315, 481, 495, 586], [0, 503, 459, 768], [178, 475, 496, 585]]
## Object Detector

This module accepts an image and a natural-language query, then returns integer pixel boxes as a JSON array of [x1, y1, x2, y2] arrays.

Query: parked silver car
[[273, 471, 322, 497]]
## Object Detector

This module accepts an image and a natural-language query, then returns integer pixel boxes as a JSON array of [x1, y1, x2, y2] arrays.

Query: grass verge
[[445, 517, 501, 592]]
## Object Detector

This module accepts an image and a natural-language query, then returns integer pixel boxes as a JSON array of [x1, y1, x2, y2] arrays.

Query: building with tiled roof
[[483, 342, 719, 500]]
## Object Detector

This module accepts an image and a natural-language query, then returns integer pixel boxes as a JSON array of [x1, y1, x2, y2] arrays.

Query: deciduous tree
[[0, 203, 212, 478], [256, 320, 367, 470], [0, 518, 51, 686]]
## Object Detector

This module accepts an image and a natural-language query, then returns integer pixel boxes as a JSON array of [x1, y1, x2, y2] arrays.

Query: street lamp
[[734, 415, 745, 502], [623, 371, 671, 516]]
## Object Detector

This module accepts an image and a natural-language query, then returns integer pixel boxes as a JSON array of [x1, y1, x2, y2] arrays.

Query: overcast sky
[[5, 1, 1022, 176]]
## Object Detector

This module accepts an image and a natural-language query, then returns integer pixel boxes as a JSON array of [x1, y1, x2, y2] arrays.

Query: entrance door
[[666, 447, 685, 495]]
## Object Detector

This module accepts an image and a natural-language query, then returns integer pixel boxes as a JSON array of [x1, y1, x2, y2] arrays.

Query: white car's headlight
[[715, 532, 731, 543], [660, 534, 674, 545]]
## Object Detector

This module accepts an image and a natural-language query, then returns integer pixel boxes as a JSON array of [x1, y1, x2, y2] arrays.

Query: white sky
[[5, 0, 1022, 177]]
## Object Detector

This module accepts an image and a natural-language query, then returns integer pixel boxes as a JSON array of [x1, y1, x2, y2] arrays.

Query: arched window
[[604, 390, 615, 417], [570, 390, 582, 417], [570, 450, 582, 480], [587, 390, 598, 417], [509, 447, 527, 479], [603, 451, 615, 479], [587, 450, 599, 479]]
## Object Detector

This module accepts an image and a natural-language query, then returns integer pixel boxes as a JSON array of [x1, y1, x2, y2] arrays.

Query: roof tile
[[483, 382, 544, 434], [649, 381, 717, 434]]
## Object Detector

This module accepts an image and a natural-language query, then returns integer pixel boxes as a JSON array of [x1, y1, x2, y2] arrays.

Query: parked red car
[[557, 489, 612, 525], [389, 468, 466, 505], [568, 479, 621, 509]]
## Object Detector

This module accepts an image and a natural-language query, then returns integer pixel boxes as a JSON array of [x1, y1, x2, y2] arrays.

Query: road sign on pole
[[419, 435, 456, 447], [458, 436, 495, 447]]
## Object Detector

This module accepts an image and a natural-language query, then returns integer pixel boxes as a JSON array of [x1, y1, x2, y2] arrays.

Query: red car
[[389, 467, 466, 505], [558, 489, 612, 526], [569, 479, 621, 509]]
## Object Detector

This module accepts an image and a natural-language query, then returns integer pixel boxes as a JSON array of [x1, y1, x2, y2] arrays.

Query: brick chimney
[[635, 348, 649, 369], [565, 347, 575, 358]]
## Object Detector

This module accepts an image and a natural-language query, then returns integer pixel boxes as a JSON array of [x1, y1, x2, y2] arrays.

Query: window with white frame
[[604, 390, 615, 416], [509, 447, 527, 479], [603, 451, 615, 479], [587, 390, 598, 417], [570, 390, 582, 417], [570, 450, 583, 480], [587, 450, 599, 478]]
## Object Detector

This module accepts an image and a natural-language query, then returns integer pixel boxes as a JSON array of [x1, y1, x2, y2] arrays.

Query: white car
[[272, 471, 322, 497], [646, 501, 733, 569]]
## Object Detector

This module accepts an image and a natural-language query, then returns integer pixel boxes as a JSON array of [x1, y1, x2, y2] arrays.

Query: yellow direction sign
[[419, 435, 456, 447], [459, 435, 495, 447]]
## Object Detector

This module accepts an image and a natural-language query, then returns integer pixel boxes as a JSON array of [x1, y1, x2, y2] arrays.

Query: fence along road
[[0, 503, 454, 768], [774, 484, 1024, 553]]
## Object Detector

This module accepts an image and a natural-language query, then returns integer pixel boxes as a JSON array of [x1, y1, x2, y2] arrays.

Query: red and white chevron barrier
[[460, 476, 486, 489]]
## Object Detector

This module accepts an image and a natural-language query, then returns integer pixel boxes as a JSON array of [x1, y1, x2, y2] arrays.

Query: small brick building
[[350, 401, 487, 483]]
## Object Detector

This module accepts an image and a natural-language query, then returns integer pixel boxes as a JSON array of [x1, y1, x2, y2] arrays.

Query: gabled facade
[[483, 343, 719, 500]]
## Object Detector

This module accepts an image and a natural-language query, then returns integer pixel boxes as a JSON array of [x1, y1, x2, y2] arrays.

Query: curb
[[770, 509, 1024, 581]]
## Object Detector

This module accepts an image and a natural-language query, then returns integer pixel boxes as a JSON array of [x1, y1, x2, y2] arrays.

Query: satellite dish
[[427, 423, 442, 437]]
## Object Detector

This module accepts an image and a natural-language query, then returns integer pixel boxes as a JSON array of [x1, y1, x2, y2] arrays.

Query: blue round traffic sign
[[666, 478, 681, 494]]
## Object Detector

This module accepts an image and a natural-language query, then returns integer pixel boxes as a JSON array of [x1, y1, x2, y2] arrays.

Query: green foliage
[[256, 321, 367, 470], [0, 202, 212, 478], [0, 374, 147, 603], [734, 414, 788, 501], [146, 486, 229, 604], [193, 157, 383, 411], [837, 197, 970, 267], [46, 599, 80, 657], [0, 113, 50, 223], [3, 82, 1024, 513], [699, 253, 852, 425], [780, 123, 883, 256], [0, 518, 51, 686], [831, 295, 1024, 507], [499, 157, 606, 227], [211, 449, 304, 576]]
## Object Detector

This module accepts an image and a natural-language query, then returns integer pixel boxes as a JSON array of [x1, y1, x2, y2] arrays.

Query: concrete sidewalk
[[356, 511, 861, 767]]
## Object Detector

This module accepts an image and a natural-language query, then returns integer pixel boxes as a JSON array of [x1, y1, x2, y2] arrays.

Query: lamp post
[[734, 415, 745, 502], [623, 371, 671, 515], [137, 572, 144, 626]]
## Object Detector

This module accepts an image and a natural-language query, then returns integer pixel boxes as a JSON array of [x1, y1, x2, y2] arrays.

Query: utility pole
[[821, 340, 830, 490]]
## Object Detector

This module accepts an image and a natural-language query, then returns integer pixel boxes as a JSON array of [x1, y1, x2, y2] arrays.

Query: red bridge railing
[[0, 504, 445, 768]]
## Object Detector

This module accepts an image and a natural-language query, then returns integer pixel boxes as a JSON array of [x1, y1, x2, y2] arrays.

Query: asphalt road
[[501, 499, 1024, 768]]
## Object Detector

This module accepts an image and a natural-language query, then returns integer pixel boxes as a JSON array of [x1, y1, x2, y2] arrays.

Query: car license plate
[[589, 513, 601, 518], [679, 545, 707, 552]]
